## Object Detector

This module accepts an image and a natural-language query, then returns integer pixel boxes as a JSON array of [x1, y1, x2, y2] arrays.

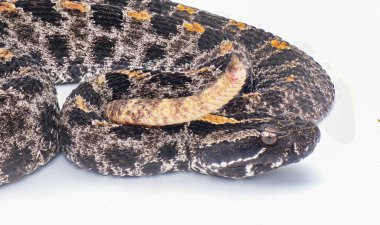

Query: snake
[[0, 0, 335, 185]]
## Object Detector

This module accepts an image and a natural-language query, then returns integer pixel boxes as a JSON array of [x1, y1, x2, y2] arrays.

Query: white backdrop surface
[[1, 0, 379, 224]]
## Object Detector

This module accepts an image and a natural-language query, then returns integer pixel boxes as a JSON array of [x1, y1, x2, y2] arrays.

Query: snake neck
[[106, 55, 247, 126]]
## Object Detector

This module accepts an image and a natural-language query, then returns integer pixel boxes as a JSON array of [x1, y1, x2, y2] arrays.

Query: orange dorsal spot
[[113, 70, 147, 79], [0, 48, 14, 60], [271, 40, 290, 50], [220, 41, 235, 55], [229, 20, 248, 30], [127, 10, 152, 22], [0, 2, 16, 13], [61, 1, 89, 13], [285, 75, 296, 82], [75, 96, 89, 112], [243, 92, 261, 99], [183, 22, 205, 34], [177, 4, 197, 14]]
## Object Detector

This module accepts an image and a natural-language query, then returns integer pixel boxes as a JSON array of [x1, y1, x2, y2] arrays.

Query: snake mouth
[[209, 149, 314, 179]]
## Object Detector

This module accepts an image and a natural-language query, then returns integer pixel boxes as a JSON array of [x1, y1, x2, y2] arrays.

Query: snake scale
[[0, 0, 334, 185]]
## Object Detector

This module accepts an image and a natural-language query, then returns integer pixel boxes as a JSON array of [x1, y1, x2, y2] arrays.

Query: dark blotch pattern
[[110, 125, 147, 140], [105, 0, 128, 7], [198, 28, 228, 51], [70, 18, 88, 39], [0, 146, 34, 182], [141, 161, 163, 175], [92, 36, 115, 62], [40, 103, 59, 144], [105, 72, 132, 99], [91, 4, 124, 30], [16, 25, 38, 44], [15, 0, 63, 24], [69, 82, 102, 106], [258, 49, 302, 68], [0, 112, 26, 135], [147, 1, 176, 14], [47, 35, 70, 64], [159, 124, 184, 135], [148, 71, 191, 86], [239, 28, 274, 52], [75, 154, 100, 173], [174, 53, 196, 67], [0, 21, 8, 37], [59, 125, 74, 148], [151, 14, 181, 37], [158, 143, 177, 160], [2, 76, 43, 96], [175, 161, 189, 171], [145, 44, 167, 62], [103, 146, 139, 170], [68, 108, 103, 126], [194, 11, 228, 29], [0, 55, 39, 77], [188, 120, 266, 136]]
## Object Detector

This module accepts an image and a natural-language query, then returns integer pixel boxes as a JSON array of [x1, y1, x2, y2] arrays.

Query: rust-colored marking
[[285, 74, 296, 82], [177, 4, 197, 14], [200, 114, 241, 125], [228, 20, 248, 30], [92, 120, 111, 126], [61, 1, 89, 13], [243, 92, 261, 99], [189, 67, 213, 74], [19, 68, 32, 75], [114, 70, 147, 79], [0, 2, 16, 13], [127, 10, 152, 22], [96, 74, 106, 85], [0, 48, 14, 60], [271, 40, 290, 50], [75, 96, 89, 112], [220, 41, 235, 55], [183, 22, 205, 34]]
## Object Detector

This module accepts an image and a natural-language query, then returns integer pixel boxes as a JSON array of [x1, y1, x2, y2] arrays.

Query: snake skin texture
[[0, 0, 334, 184]]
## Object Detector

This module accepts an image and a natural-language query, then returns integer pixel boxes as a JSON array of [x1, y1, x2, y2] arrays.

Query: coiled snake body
[[0, 0, 334, 184]]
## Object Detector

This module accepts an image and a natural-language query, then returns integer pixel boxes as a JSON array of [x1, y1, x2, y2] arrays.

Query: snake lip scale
[[0, 0, 334, 185]]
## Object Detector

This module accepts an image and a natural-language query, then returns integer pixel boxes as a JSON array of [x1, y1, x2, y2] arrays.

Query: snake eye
[[260, 131, 278, 145]]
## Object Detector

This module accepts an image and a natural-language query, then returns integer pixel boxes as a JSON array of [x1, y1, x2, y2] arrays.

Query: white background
[[1, 0, 379, 224]]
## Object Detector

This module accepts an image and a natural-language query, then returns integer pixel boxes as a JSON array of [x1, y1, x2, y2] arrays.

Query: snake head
[[189, 116, 320, 179]]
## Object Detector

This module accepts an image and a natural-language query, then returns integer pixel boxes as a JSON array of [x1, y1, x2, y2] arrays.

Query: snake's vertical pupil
[[260, 132, 278, 145]]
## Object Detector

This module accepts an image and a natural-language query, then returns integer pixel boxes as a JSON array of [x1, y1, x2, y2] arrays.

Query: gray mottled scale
[[0, 0, 334, 183], [0, 58, 59, 184], [1, 0, 237, 83]]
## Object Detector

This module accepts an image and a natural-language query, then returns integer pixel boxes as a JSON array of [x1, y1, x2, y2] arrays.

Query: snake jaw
[[235, 126, 319, 178], [190, 118, 320, 179]]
